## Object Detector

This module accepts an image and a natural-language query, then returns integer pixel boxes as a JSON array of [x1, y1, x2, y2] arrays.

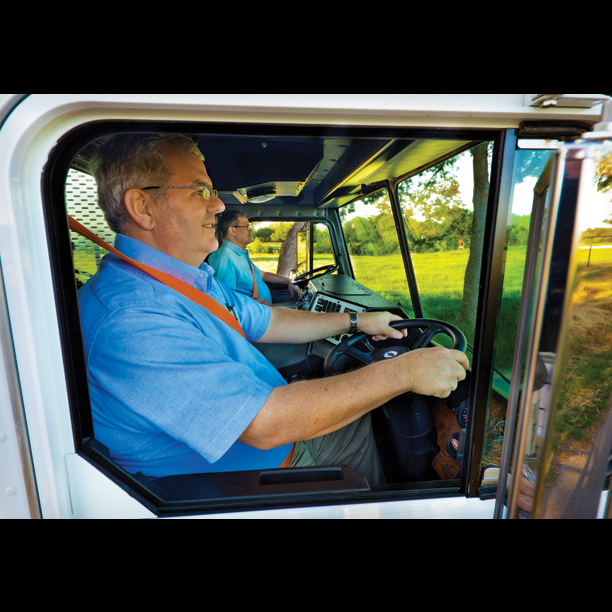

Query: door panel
[[497, 141, 612, 519]]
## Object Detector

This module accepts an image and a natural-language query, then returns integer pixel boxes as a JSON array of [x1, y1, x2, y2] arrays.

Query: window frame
[[43, 120, 513, 514], [459, 130, 516, 497]]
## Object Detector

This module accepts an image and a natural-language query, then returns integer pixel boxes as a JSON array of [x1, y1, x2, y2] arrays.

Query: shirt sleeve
[[88, 305, 275, 464]]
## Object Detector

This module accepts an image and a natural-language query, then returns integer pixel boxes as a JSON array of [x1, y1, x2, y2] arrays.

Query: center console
[[297, 274, 405, 345]]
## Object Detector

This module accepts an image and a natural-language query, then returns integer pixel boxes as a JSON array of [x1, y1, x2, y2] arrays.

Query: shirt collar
[[114, 234, 214, 285], [222, 240, 249, 257]]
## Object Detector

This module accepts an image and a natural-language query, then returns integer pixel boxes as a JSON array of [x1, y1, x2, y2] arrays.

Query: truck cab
[[1, 94, 611, 519]]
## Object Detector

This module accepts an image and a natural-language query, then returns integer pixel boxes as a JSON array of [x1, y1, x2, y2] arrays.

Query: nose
[[208, 194, 225, 215]]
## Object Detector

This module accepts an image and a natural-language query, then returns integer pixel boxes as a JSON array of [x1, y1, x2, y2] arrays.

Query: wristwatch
[[349, 312, 358, 335]]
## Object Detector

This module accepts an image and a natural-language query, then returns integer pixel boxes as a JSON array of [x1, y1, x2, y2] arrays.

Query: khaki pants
[[289, 413, 385, 486]]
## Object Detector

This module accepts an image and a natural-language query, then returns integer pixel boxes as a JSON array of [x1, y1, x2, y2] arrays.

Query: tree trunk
[[461, 143, 490, 338], [277, 222, 308, 277]]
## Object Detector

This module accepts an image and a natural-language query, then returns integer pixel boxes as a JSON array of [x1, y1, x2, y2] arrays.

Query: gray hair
[[90, 134, 205, 233]]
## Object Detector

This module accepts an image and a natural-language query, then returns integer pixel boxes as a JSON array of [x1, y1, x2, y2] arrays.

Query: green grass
[[557, 346, 612, 442], [236, 247, 530, 371], [350, 247, 528, 371]]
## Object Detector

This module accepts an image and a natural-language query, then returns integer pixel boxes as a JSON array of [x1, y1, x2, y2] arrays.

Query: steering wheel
[[292, 264, 340, 289], [323, 319, 467, 377], [324, 319, 467, 482]]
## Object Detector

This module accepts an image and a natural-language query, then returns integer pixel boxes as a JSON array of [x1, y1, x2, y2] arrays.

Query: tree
[[507, 214, 531, 245], [277, 222, 308, 277], [399, 155, 471, 251], [270, 223, 294, 243], [461, 142, 490, 334]]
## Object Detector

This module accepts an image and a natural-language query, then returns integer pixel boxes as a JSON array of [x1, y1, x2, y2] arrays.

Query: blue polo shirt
[[208, 240, 273, 303], [78, 234, 291, 479]]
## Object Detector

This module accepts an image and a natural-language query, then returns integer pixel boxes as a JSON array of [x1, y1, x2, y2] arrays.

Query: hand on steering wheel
[[323, 319, 467, 377]]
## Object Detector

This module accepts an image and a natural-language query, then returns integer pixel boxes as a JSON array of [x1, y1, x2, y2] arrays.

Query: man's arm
[[240, 347, 469, 450], [260, 270, 301, 298], [256, 307, 407, 344]]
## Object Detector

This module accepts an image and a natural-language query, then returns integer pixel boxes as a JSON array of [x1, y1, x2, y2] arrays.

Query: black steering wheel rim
[[323, 319, 467, 377], [292, 264, 340, 287]]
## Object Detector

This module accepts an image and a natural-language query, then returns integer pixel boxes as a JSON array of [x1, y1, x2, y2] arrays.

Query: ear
[[124, 188, 155, 231]]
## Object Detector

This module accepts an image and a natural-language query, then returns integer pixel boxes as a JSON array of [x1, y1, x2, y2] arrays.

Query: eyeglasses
[[232, 225, 253, 231], [142, 185, 219, 201]]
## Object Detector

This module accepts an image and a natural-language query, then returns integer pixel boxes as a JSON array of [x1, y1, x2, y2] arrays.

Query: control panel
[[309, 295, 367, 345], [296, 274, 404, 346], [297, 287, 367, 346]]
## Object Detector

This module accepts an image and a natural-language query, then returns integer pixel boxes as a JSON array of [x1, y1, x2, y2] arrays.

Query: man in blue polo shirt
[[209, 211, 300, 307], [79, 134, 469, 485]]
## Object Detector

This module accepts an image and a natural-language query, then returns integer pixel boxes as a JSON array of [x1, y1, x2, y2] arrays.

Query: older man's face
[[231, 215, 255, 249], [147, 144, 225, 267]]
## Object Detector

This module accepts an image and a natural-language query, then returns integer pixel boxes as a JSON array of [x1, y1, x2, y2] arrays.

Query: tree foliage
[[399, 156, 472, 253], [345, 151, 498, 256], [343, 213, 402, 256], [253, 227, 274, 242]]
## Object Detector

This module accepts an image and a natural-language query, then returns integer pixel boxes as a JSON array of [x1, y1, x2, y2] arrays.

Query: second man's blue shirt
[[209, 241, 273, 303]]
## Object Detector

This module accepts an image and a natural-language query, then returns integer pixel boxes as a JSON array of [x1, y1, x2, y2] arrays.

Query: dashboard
[[297, 274, 405, 345]]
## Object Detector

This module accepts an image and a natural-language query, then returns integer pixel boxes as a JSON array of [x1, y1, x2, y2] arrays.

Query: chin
[[206, 239, 220, 254]]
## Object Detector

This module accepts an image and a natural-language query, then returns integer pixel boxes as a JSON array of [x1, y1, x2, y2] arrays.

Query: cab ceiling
[[71, 134, 479, 210], [196, 135, 477, 209]]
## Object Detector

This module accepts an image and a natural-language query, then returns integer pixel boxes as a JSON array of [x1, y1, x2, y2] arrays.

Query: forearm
[[240, 358, 410, 450], [261, 271, 291, 286], [257, 307, 352, 344], [258, 308, 407, 345], [260, 270, 300, 299], [240, 346, 469, 451]]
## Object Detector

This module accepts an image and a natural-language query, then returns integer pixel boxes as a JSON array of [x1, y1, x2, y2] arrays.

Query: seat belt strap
[[279, 444, 296, 469], [68, 216, 246, 339], [249, 262, 258, 300]]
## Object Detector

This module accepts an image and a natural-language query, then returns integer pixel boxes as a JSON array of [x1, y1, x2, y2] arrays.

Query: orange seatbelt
[[249, 262, 258, 300], [279, 444, 295, 469], [68, 216, 246, 339]]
